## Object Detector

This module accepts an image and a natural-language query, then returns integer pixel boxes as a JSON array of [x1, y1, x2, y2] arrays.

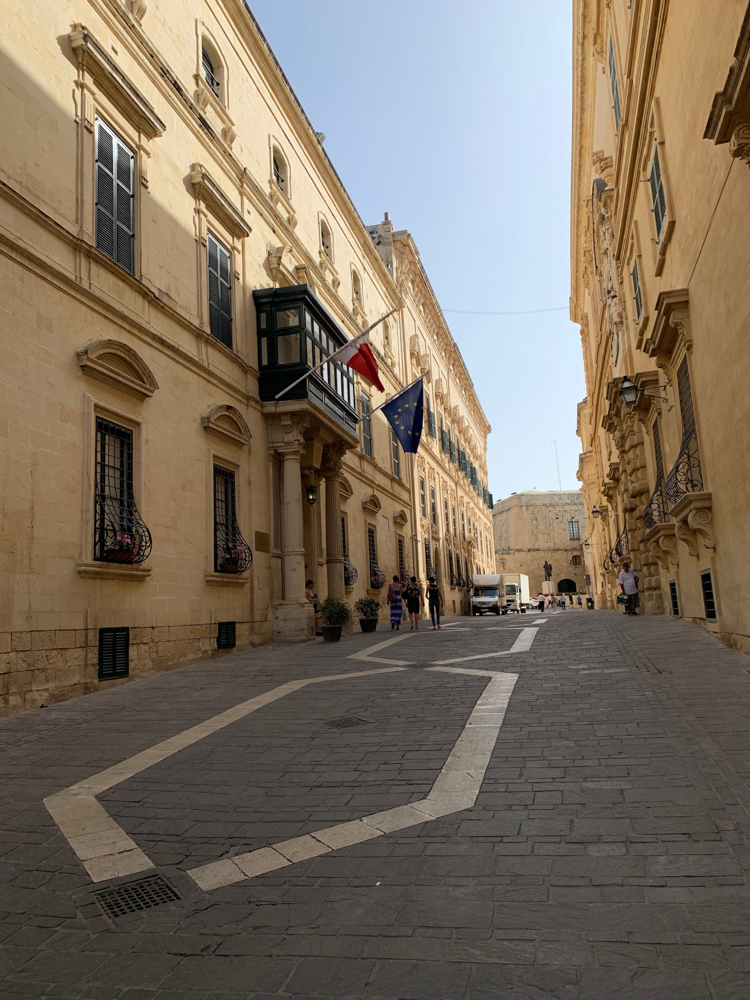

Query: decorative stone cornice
[[393, 509, 408, 528], [644, 289, 690, 361], [201, 404, 251, 446], [76, 339, 158, 399], [704, 3, 750, 146], [189, 163, 251, 239], [362, 492, 382, 514]]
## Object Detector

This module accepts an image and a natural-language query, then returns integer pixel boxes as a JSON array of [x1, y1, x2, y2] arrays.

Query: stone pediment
[[393, 508, 408, 527], [76, 339, 158, 399], [201, 404, 251, 446], [362, 492, 382, 514]]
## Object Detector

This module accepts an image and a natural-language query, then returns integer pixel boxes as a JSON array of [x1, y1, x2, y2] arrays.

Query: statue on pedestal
[[543, 561, 553, 581]]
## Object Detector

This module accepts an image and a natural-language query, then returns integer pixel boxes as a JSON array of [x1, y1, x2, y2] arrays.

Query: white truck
[[470, 574, 503, 616], [500, 573, 531, 614]]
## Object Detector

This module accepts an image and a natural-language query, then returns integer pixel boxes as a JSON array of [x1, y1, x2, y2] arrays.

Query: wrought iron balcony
[[664, 428, 703, 506], [95, 499, 152, 564], [603, 527, 629, 571], [214, 521, 252, 574], [344, 555, 358, 589], [642, 483, 669, 530]]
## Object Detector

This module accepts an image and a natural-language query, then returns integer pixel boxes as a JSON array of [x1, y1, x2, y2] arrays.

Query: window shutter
[[208, 234, 233, 348], [114, 137, 134, 274], [95, 120, 116, 262], [217, 621, 236, 649], [98, 627, 130, 680]]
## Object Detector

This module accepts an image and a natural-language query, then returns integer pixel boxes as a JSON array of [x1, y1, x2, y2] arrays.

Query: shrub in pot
[[319, 597, 351, 642], [354, 597, 381, 633]]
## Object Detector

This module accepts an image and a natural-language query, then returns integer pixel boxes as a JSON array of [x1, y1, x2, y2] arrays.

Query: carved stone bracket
[[670, 491, 715, 556], [190, 163, 251, 239], [730, 124, 750, 165], [321, 441, 348, 476]]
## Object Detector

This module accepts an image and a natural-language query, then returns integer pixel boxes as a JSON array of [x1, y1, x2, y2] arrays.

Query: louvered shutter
[[217, 621, 236, 649], [114, 136, 134, 273], [208, 233, 233, 348], [95, 120, 115, 261], [98, 627, 130, 680]]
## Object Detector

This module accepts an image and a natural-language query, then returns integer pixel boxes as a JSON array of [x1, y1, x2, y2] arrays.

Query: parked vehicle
[[471, 574, 503, 615], [500, 573, 530, 613]]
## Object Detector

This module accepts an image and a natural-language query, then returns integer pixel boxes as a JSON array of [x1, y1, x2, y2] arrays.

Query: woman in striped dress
[[387, 575, 402, 630]]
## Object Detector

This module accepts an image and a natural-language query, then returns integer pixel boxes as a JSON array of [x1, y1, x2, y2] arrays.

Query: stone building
[[572, 0, 750, 649], [0, 0, 492, 714], [492, 491, 587, 597]]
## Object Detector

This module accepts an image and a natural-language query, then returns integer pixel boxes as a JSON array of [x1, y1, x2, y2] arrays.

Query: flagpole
[[354, 374, 424, 423], [273, 307, 397, 401]]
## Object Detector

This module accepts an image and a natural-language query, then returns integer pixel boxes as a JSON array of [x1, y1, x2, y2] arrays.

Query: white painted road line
[[44, 666, 405, 883], [347, 632, 417, 665], [431, 627, 539, 665], [187, 667, 518, 891], [532, 619, 548, 624]]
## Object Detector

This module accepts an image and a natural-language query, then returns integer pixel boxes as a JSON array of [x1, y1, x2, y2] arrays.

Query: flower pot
[[321, 624, 343, 642], [359, 617, 377, 633]]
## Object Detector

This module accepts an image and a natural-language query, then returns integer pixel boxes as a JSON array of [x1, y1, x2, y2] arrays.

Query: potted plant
[[354, 596, 381, 633], [319, 597, 351, 642], [103, 530, 140, 563], [217, 545, 242, 573]]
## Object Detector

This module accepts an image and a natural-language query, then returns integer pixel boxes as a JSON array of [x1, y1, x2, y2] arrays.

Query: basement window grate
[[701, 570, 717, 623], [94, 876, 180, 919], [669, 580, 680, 617], [327, 717, 370, 730], [217, 621, 236, 649]]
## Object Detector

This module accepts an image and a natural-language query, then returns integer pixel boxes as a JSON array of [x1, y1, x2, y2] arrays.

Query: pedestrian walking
[[404, 576, 423, 630], [427, 576, 444, 629], [577, 594, 583, 609], [386, 575, 402, 630], [561, 595, 567, 610], [618, 561, 640, 615], [536, 594, 545, 612], [548, 594, 556, 610]]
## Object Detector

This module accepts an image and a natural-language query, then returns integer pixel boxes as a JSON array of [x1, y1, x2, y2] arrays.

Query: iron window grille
[[571, 555, 582, 566], [653, 419, 665, 484], [568, 520, 580, 541], [208, 233, 232, 348], [398, 536, 406, 580], [94, 418, 152, 564], [95, 118, 134, 275], [464, 558, 470, 588], [430, 486, 437, 525], [608, 38, 622, 130], [448, 550, 457, 586], [217, 621, 236, 649], [425, 539, 436, 580], [361, 394, 373, 458], [273, 156, 285, 190], [669, 580, 680, 617], [213, 466, 252, 574], [649, 147, 667, 241], [98, 627, 130, 680], [321, 225, 332, 259], [367, 525, 385, 589], [420, 478, 427, 519], [444, 497, 450, 534], [642, 421, 669, 529], [701, 570, 717, 623], [202, 49, 220, 95], [391, 428, 400, 479], [342, 515, 358, 587], [631, 258, 643, 323], [452, 505, 457, 537], [461, 511, 466, 541]]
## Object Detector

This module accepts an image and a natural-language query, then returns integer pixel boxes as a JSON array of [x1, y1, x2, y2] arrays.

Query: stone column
[[322, 443, 347, 601], [279, 444, 306, 603]]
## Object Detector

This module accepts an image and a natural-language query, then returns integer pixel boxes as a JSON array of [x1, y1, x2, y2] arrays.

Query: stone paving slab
[[2, 611, 750, 997]]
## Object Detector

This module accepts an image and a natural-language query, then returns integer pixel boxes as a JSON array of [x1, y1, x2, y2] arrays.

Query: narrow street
[[2, 611, 750, 998]]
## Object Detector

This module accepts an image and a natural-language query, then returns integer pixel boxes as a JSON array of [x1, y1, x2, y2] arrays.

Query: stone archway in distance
[[557, 578, 577, 593]]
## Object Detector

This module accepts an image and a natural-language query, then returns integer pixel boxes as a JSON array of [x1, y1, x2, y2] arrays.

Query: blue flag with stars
[[381, 378, 424, 454]]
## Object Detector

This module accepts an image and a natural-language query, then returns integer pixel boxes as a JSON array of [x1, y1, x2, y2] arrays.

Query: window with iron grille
[[461, 510, 466, 540], [452, 504, 457, 536], [361, 394, 372, 458], [214, 466, 252, 573], [341, 515, 348, 556], [653, 419, 665, 483], [430, 485, 437, 525], [272, 148, 287, 194], [398, 536, 406, 580], [572, 555, 582, 566], [391, 428, 400, 479], [465, 557, 470, 586], [701, 570, 717, 623], [631, 258, 643, 323], [448, 549, 456, 585], [207, 233, 232, 348], [425, 538, 433, 578], [649, 148, 667, 240], [669, 579, 680, 617], [608, 38, 621, 130], [676, 357, 695, 437], [321, 220, 332, 259], [568, 519, 580, 541], [420, 477, 426, 519], [367, 525, 378, 581], [95, 418, 151, 564], [444, 497, 450, 534], [217, 621, 236, 649], [202, 48, 220, 95], [95, 118, 134, 275], [98, 627, 129, 680]]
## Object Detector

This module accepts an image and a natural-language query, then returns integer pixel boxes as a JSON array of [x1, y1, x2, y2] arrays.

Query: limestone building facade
[[492, 491, 587, 597], [0, 0, 492, 714], [572, 0, 750, 648]]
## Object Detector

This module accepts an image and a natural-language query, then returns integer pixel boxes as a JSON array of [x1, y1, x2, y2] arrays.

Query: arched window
[[352, 269, 362, 305], [201, 40, 224, 101], [320, 218, 332, 260], [272, 146, 288, 196]]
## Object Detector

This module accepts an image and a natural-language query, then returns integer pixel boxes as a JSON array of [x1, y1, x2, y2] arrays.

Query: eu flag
[[382, 378, 424, 454]]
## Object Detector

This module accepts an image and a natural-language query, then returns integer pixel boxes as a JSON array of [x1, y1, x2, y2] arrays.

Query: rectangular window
[[391, 428, 400, 479], [448, 550, 455, 585], [653, 420, 665, 483], [572, 555, 582, 566], [608, 38, 622, 130], [701, 570, 717, 623], [461, 510, 466, 541], [676, 357, 695, 436], [425, 539, 432, 576], [361, 394, 372, 458], [95, 118, 134, 274], [214, 465, 242, 573], [649, 148, 667, 240], [631, 258, 643, 323], [449, 438, 457, 464], [669, 579, 680, 617], [452, 504, 457, 537], [430, 485, 437, 525], [568, 519, 580, 541], [420, 477, 427, 519], [398, 536, 406, 579], [95, 417, 136, 563], [98, 626, 130, 680], [207, 233, 233, 348], [444, 497, 450, 534]]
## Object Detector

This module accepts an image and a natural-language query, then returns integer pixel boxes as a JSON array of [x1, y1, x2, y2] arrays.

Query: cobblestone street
[[3, 610, 750, 999]]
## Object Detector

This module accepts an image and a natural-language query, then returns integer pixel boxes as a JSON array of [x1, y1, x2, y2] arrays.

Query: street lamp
[[305, 483, 318, 506], [619, 375, 669, 406], [592, 505, 601, 519]]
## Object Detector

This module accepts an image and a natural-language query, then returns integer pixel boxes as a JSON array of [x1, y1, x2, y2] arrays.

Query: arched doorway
[[557, 578, 577, 593]]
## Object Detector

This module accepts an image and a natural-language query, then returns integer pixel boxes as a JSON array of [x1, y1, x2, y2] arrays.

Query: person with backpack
[[404, 576, 423, 630], [426, 576, 444, 630]]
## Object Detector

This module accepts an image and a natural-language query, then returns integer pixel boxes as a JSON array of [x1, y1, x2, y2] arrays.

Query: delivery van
[[471, 574, 503, 615], [500, 573, 531, 613]]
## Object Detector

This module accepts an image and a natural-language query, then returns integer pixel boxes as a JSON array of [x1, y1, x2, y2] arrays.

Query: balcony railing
[[642, 483, 669, 530], [664, 428, 703, 506], [603, 527, 629, 572], [215, 521, 252, 574]]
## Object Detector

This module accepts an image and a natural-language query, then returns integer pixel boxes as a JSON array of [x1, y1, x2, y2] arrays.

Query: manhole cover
[[94, 876, 180, 919], [327, 717, 370, 730]]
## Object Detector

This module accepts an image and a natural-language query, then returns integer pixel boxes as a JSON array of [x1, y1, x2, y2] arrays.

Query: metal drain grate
[[94, 876, 180, 919], [327, 716, 369, 730]]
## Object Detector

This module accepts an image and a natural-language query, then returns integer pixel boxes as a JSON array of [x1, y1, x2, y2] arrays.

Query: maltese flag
[[331, 330, 384, 392]]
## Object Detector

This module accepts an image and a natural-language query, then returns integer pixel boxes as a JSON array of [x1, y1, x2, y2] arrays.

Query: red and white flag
[[330, 330, 384, 392]]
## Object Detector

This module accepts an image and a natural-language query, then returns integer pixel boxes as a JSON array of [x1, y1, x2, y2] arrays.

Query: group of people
[[535, 593, 584, 611], [386, 576, 444, 631]]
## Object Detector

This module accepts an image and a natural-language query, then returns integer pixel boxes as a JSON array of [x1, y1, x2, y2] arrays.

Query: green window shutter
[[95, 118, 134, 274], [208, 233, 233, 348], [114, 136, 134, 274], [98, 626, 130, 680]]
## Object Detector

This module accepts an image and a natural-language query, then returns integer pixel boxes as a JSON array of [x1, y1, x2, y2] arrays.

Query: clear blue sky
[[250, 0, 585, 501]]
